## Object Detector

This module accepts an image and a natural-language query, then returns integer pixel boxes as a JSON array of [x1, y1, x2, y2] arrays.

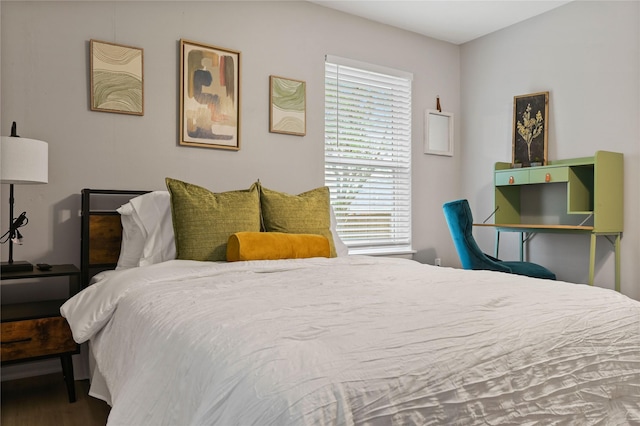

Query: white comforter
[[61, 256, 640, 425]]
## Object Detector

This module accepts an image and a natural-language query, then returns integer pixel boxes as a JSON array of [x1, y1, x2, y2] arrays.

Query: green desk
[[488, 151, 624, 291], [474, 223, 622, 291]]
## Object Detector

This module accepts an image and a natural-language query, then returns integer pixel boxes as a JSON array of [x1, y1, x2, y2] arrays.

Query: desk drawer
[[530, 167, 569, 184], [495, 169, 529, 186], [1, 317, 77, 362]]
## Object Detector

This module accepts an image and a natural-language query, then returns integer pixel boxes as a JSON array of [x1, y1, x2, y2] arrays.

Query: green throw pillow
[[166, 178, 261, 261], [258, 183, 336, 257]]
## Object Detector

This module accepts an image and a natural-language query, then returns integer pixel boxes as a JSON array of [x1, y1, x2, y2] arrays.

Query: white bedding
[[61, 256, 640, 425]]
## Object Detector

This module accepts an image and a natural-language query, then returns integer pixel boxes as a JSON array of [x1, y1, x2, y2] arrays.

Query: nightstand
[[1, 264, 81, 403]]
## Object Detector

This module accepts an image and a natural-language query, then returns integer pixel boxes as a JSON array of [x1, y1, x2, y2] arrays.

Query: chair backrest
[[442, 199, 509, 272]]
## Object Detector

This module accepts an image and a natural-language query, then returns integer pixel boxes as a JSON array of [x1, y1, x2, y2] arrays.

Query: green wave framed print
[[270, 75, 306, 136], [90, 40, 144, 116]]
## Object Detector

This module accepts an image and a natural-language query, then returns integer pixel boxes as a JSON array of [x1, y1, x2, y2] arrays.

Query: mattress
[[61, 256, 640, 425]]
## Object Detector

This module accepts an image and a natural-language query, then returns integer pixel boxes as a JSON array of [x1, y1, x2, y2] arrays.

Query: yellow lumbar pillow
[[227, 232, 330, 262]]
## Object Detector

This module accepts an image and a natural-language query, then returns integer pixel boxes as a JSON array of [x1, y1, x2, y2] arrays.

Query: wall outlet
[[435, 258, 441, 266]]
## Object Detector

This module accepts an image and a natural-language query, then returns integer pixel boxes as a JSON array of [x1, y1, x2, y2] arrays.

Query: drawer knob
[[545, 173, 551, 182], [509, 176, 514, 184]]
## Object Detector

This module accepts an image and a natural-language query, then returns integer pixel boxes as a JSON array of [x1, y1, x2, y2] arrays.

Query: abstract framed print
[[180, 39, 240, 150]]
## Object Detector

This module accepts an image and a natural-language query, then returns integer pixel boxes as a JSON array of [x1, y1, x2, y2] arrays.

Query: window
[[324, 55, 413, 254]]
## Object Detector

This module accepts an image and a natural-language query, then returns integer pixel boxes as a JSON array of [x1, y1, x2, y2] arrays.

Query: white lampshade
[[1, 136, 48, 184]]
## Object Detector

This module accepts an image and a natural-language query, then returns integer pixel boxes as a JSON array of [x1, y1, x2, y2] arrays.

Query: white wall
[[0, 1, 461, 379], [460, 1, 640, 299], [0, 1, 462, 271]]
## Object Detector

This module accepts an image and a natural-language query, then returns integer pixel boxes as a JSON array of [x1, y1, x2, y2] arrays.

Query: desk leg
[[495, 231, 500, 258], [615, 233, 621, 292], [588, 233, 596, 286], [519, 232, 524, 262]]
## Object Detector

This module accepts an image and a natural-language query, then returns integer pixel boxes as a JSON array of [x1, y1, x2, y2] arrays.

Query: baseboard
[[1, 359, 61, 381], [1, 349, 90, 382]]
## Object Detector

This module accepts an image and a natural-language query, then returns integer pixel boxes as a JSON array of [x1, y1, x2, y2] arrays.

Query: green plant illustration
[[516, 104, 544, 162]]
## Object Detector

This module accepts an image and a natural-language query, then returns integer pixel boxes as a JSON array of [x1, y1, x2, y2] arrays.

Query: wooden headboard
[[80, 189, 149, 288]]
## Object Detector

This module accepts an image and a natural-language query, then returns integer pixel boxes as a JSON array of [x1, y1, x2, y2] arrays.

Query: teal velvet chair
[[443, 199, 556, 280]]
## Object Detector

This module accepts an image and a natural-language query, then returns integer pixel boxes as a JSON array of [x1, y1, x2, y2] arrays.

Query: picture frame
[[424, 109, 454, 156], [512, 91, 549, 166], [269, 75, 306, 136], [180, 39, 240, 150], [90, 40, 144, 116]]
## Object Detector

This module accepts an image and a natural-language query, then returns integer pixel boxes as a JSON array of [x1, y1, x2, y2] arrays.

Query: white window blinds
[[324, 55, 413, 253]]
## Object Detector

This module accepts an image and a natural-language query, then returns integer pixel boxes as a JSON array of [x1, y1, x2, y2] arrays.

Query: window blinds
[[324, 55, 413, 252]]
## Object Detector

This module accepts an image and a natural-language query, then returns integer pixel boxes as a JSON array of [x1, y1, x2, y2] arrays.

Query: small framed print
[[269, 75, 306, 136], [512, 91, 549, 166], [90, 40, 144, 115], [180, 39, 240, 150], [424, 109, 454, 157]]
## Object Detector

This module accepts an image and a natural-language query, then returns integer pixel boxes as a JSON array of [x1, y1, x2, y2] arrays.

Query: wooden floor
[[1, 373, 110, 426]]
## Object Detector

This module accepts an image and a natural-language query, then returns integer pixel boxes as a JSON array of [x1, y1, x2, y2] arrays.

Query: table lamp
[[1, 122, 48, 273]]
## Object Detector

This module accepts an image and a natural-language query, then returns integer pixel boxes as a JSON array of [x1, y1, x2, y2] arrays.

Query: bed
[[62, 183, 640, 425]]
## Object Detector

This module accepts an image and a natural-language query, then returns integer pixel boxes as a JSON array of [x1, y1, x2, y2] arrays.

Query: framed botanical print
[[179, 39, 240, 150], [512, 91, 549, 166], [90, 40, 144, 115], [269, 75, 306, 136]]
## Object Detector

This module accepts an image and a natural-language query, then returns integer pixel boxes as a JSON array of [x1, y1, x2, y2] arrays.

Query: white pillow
[[330, 207, 349, 257], [115, 203, 145, 270], [115, 191, 176, 269], [129, 191, 176, 266]]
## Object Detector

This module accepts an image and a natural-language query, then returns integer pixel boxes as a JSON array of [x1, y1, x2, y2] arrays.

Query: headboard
[[80, 189, 149, 288]]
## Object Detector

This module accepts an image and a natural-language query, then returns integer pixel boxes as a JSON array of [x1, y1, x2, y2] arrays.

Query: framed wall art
[[180, 39, 240, 150], [90, 40, 144, 115], [269, 75, 306, 136], [424, 109, 453, 156], [512, 91, 549, 166]]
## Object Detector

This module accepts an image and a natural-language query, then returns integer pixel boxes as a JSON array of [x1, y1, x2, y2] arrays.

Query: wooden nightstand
[[1, 264, 81, 403]]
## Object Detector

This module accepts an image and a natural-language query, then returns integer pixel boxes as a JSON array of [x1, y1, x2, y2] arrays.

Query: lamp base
[[1, 261, 34, 273]]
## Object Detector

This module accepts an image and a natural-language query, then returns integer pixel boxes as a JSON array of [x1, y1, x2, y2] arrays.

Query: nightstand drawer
[[1, 317, 77, 362]]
